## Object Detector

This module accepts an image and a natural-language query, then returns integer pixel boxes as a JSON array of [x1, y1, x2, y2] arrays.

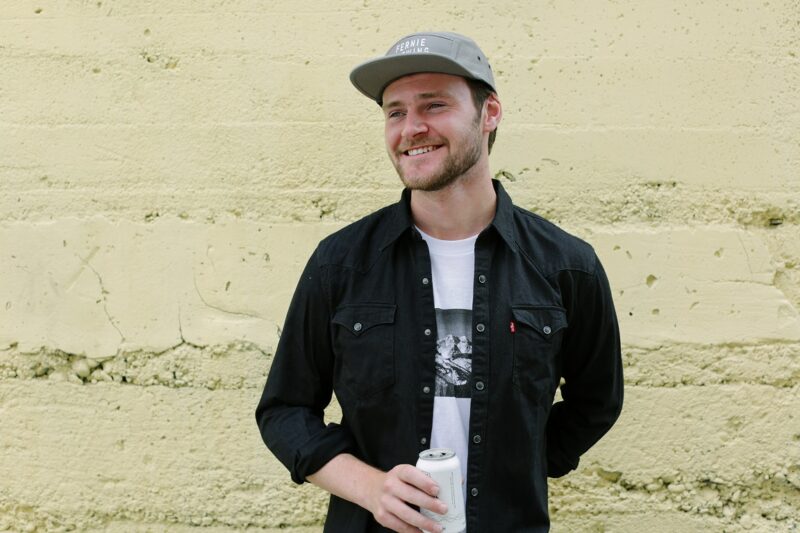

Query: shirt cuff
[[293, 423, 357, 484], [546, 430, 580, 478]]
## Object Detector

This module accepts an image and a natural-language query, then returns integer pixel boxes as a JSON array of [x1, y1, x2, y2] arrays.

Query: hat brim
[[350, 53, 482, 104]]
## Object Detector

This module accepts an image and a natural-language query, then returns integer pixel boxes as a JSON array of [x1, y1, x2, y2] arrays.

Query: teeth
[[407, 146, 437, 156]]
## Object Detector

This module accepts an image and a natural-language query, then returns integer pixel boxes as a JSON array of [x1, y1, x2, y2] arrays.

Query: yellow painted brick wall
[[1, 1, 798, 531]]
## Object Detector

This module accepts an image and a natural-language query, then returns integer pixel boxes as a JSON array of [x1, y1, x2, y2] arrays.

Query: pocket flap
[[332, 303, 396, 336], [511, 306, 568, 338]]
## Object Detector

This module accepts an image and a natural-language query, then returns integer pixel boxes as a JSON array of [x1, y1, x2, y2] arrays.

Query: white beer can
[[415, 448, 466, 533]]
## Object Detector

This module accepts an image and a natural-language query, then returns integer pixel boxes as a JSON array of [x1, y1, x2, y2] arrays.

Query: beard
[[391, 114, 483, 192]]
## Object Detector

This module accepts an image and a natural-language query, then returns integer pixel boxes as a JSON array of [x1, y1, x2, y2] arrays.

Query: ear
[[483, 93, 502, 133]]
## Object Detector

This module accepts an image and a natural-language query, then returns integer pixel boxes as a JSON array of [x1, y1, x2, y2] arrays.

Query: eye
[[428, 102, 445, 110], [387, 110, 406, 119]]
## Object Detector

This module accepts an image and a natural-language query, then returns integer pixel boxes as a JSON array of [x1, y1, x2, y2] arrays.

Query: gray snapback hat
[[350, 31, 496, 104]]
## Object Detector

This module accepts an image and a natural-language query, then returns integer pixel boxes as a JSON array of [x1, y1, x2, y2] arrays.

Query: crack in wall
[[736, 232, 756, 277], [172, 305, 206, 351], [191, 271, 262, 320], [66, 246, 98, 292], [616, 276, 778, 293], [77, 251, 125, 343]]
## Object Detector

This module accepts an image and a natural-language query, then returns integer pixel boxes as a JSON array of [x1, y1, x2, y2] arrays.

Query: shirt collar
[[380, 179, 518, 252], [490, 179, 518, 251]]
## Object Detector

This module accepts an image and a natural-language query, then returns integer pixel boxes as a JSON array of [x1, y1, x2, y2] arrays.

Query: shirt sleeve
[[546, 255, 623, 478], [255, 248, 356, 484]]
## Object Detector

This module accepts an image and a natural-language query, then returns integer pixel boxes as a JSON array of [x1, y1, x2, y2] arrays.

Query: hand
[[367, 464, 448, 533]]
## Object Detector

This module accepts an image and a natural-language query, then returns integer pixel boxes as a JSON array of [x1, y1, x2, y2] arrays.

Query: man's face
[[382, 73, 484, 192]]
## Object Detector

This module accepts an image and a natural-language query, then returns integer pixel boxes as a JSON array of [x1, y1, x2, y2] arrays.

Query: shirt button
[[478, 274, 486, 284], [424, 328, 432, 336], [423, 386, 431, 394], [422, 277, 430, 285], [473, 434, 482, 444], [476, 323, 485, 333], [471, 488, 479, 497], [353, 322, 362, 332], [543, 325, 552, 335], [475, 381, 485, 391], [420, 437, 427, 445]]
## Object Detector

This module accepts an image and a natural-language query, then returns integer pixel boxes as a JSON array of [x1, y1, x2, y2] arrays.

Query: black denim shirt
[[256, 180, 623, 532]]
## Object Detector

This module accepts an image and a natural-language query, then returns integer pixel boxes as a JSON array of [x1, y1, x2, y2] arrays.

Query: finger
[[395, 465, 441, 496], [383, 468, 447, 515], [383, 498, 442, 533], [378, 510, 423, 533], [391, 481, 448, 516]]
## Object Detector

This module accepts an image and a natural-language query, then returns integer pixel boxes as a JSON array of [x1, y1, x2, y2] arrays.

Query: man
[[256, 31, 623, 532]]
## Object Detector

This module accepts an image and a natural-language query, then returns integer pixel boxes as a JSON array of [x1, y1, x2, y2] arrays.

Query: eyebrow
[[382, 90, 455, 111]]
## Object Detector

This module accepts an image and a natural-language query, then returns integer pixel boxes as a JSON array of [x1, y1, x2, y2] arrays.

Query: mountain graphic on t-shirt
[[434, 309, 472, 398]]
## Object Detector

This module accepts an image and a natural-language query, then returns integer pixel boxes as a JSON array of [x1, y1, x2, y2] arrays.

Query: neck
[[410, 167, 496, 240]]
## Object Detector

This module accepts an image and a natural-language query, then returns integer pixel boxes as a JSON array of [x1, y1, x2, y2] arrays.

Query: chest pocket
[[331, 303, 396, 399], [511, 305, 568, 391]]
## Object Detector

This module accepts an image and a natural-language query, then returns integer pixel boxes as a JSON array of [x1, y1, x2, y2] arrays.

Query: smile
[[404, 145, 441, 156]]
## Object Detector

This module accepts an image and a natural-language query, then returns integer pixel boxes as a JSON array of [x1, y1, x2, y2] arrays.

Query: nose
[[401, 111, 428, 139]]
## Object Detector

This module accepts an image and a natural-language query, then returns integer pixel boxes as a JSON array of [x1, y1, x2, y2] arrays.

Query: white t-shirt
[[418, 227, 477, 492]]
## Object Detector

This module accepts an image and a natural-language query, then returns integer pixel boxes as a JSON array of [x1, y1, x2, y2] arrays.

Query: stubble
[[392, 112, 483, 192]]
